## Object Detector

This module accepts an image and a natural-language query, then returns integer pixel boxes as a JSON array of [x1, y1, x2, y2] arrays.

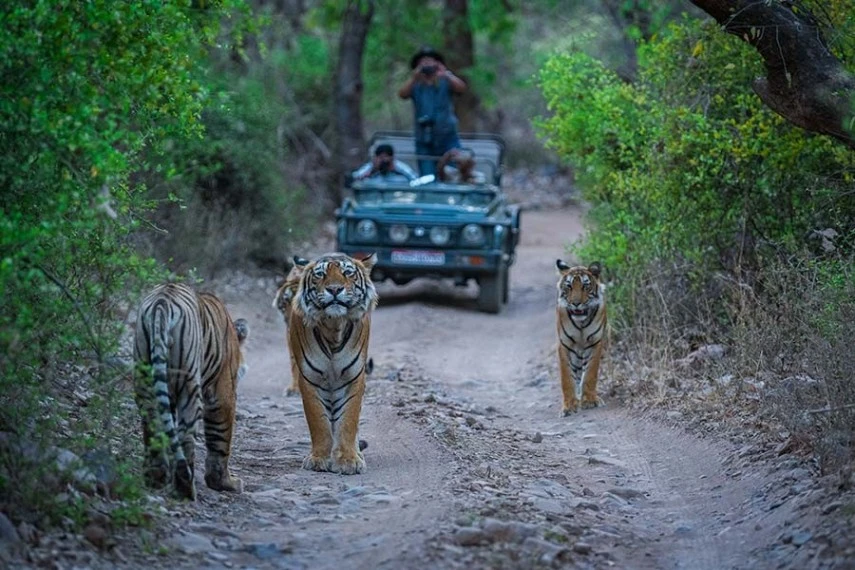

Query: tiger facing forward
[[289, 253, 378, 474], [272, 256, 309, 396], [133, 283, 249, 500], [556, 260, 606, 415]]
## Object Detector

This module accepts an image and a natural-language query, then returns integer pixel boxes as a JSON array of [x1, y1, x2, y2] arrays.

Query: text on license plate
[[390, 250, 445, 265]]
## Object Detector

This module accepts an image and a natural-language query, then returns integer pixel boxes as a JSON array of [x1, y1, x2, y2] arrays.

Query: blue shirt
[[411, 77, 459, 139]]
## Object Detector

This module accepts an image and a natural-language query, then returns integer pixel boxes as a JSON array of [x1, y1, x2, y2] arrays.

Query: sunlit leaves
[[0, 0, 242, 479], [537, 15, 855, 313]]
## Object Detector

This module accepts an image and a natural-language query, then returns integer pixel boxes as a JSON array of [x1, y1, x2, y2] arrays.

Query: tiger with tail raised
[[556, 260, 606, 416], [288, 252, 377, 474], [133, 283, 249, 500]]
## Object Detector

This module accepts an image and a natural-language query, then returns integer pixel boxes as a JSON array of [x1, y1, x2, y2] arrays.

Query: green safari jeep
[[335, 131, 521, 314]]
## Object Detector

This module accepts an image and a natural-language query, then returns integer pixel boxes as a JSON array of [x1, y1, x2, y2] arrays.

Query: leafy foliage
[[142, 59, 314, 273], [538, 14, 855, 324], [538, 6, 855, 470], [0, 0, 245, 525]]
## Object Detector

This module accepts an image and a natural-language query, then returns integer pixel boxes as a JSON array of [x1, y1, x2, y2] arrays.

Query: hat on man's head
[[410, 46, 445, 69], [374, 144, 394, 156]]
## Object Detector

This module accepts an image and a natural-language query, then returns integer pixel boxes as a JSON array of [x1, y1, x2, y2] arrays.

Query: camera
[[417, 115, 434, 145], [420, 64, 438, 77], [378, 157, 393, 173]]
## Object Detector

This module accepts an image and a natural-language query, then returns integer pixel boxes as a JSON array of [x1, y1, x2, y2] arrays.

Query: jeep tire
[[501, 263, 509, 304], [478, 265, 504, 314]]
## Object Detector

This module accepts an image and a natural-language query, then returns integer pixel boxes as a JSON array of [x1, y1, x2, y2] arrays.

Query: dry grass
[[727, 259, 855, 474], [603, 256, 855, 475]]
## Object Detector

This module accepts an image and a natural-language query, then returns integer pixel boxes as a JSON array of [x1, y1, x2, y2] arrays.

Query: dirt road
[[80, 206, 821, 570]]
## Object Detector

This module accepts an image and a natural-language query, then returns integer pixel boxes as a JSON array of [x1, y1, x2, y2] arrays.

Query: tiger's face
[[297, 253, 378, 321], [556, 260, 603, 318]]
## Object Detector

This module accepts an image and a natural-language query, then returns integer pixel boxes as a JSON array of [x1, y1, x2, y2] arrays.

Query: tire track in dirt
[[358, 206, 788, 569]]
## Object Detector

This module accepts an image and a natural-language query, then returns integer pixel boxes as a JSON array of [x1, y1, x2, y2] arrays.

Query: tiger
[[133, 283, 249, 500], [556, 260, 606, 416], [272, 256, 309, 396], [288, 252, 378, 474]]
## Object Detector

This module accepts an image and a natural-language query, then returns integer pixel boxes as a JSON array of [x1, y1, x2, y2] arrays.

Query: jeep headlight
[[461, 224, 485, 246], [389, 224, 410, 244], [355, 219, 378, 242], [429, 226, 451, 246]]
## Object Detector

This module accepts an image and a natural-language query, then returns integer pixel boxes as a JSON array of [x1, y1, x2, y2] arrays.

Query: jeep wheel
[[501, 264, 509, 304], [478, 267, 504, 314]]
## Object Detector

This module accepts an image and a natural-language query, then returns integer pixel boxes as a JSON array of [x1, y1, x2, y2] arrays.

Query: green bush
[[0, 0, 244, 526], [142, 67, 314, 274], [537, 8, 855, 470], [537, 15, 855, 328]]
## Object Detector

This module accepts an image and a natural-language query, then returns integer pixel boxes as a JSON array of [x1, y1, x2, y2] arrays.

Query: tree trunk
[[600, 0, 648, 81], [442, 0, 481, 132], [333, 0, 374, 200], [689, 0, 855, 149]]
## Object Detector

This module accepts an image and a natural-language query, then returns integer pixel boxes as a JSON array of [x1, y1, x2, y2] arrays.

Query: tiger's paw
[[581, 398, 602, 410], [562, 403, 579, 416], [174, 459, 197, 501], [206, 472, 244, 494], [302, 454, 331, 472], [331, 449, 366, 475], [285, 386, 300, 397], [143, 463, 168, 489]]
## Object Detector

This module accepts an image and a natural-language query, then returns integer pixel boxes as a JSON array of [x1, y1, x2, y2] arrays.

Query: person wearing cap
[[398, 46, 467, 177], [352, 143, 418, 181]]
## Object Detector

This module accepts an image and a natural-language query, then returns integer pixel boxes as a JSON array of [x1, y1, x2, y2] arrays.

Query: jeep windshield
[[352, 181, 496, 208]]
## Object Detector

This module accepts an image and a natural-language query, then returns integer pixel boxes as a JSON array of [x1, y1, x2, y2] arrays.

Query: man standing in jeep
[[397, 46, 467, 177]]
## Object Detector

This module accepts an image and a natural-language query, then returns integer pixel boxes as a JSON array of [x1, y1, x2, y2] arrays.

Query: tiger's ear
[[233, 318, 250, 344], [588, 262, 602, 277], [293, 255, 310, 267], [358, 252, 378, 272], [556, 259, 571, 273]]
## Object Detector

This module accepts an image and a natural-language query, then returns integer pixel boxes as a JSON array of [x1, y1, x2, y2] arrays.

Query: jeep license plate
[[391, 250, 445, 266]]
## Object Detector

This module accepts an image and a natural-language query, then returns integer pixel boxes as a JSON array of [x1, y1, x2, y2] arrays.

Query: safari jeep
[[335, 131, 521, 313]]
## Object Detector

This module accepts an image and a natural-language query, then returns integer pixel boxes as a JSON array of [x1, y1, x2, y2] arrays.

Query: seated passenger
[[353, 144, 418, 182], [436, 148, 486, 184]]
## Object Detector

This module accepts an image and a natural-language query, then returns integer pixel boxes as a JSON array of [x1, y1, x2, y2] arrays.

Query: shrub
[[141, 68, 315, 275], [537, 10, 855, 470], [729, 255, 855, 473], [537, 15, 855, 329], [0, 0, 244, 526]]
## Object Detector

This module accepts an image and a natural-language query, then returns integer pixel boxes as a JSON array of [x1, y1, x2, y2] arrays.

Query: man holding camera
[[398, 46, 467, 177], [352, 143, 417, 181]]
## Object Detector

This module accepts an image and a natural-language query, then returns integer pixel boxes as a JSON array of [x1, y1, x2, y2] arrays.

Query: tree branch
[[333, 0, 374, 194], [32, 263, 103, 364], [690, 0, 855, 149]]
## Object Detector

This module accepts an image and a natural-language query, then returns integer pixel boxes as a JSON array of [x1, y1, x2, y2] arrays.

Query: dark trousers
[[415, 130, 461, 177]]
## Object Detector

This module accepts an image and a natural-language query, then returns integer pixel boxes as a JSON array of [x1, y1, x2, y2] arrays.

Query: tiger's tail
[[150, 300, 188, 475]]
